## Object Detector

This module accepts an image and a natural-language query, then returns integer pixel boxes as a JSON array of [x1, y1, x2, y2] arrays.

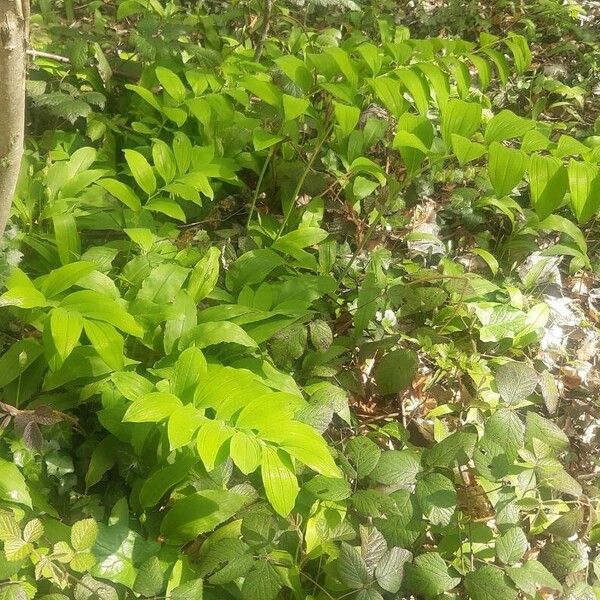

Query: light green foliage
[[1, 0, 599, 598]]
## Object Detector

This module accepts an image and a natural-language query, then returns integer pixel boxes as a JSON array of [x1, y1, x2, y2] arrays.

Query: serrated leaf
[[374, 349, 418, 395], [405, 553, 460, 599], [337, 543, 371, 589], [496, 526, 528, 565], [506, 560, 562, 596], [495, 362, 537, 405], [347, 436, 381, 478], [415, 472, 456, 526], [464, 565, 518, 600], [375, 547, 411, 593]]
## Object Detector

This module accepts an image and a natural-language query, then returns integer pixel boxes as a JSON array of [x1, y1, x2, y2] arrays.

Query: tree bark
[[0, 0, 28, 235]]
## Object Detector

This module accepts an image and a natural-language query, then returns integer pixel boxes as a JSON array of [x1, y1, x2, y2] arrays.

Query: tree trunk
[[0, 0, 28, 235]]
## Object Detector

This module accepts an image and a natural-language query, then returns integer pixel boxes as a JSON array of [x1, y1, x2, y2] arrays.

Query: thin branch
[[27, 48, 70, 62], [254, 0, 273, 62]]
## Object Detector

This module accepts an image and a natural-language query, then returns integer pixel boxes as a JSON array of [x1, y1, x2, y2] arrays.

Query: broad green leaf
[[260, 421, 340, 477], [334, 102, 360, 138], [145, 198, 186, 222], [50, 307, 83, 363], [528, 154, 568, 219], [225, 249, 284, 292], [488, 142, 528, 197], [485, 109, 534, 144], [134, 556, 164, 597], [123, 149, 156, 195], [138, 263, 189, 305], [71, 519, 99, 551], [152, 139, 177, 184], [346, 436, 381, 478], [485, 408, 524, 460], [241, 561, 281, 600], [172, 347, 207, 403], [273, 227, 329, 252], [325, 47, 359, 88], [173, 132, 192, 175], [160, 490, 247, 543], [253, 129, 284, 151], [242, 76, 282, 108], [505, 34, 531, 74], [85, 436, 118, 489], [180, 321, 257, 350], [156, 66, 187, 103], [416, 62, 450, 106], [369, 76, 406, 117], [41, 261, 96, 298], [405, 553, 460, 600], [464, 565, 518, 600], [369, 449, 421, 488], [374, 349, 418, 395], [96, 178, 142, 212], [168, 404, 205, 450], [196, 419, 234, 471], [188, 246, 220, 302], [125, 83, 161, 111], [230, 431, 262, 475], [441, 99, 482, 144], [393, 113, 434, 175], [396, 67, 429, 114], [423, 431, 477, 468], [451, 134, 487, 165], [53, 213, 80, 265], [261, 446, 299, 517], [525, 411, 569, 452], [415, 472, 456, 526], [568, 159, 600, 223], [539, 539, 588, 580], [139, 457, 197, 508], [495, 361, 537, 405], [0, 459, 32, 507], [496, 526, 528, 565], [282, 94, 310, 121], [274, 55, 312, 93], [337, 543, 370, 589], [507, 560, 562, 596], [375, 547, 412, 593], [482, 47, 510, 84], [123, 392, 182, 423], [83, 319, 124, 371], [60, 291, 143, 337]]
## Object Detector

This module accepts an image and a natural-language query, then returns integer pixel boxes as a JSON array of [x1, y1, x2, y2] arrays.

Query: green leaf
[[134, 556, 164, 597], [188, 246, 220, 302], [496, 526, 528, 565], [161, 490, 247, 543], [123, 149, 156, 195], [22, 518, 44, 543], [346, 436, 381, 478], [507, 560, 561, 596], [172, 347, 207, 403], [180, 321, 258, 350], [369, 76, 406, 117], [464, 565, 518, 600], [139, 457, 197, 508], [152, 139, 177, 184], [60, 291, 143, 337], [528, 154, 568, 219], [168, 404, 205, 450], [252, 129, 284, 151], [242, 77, 282, 108], [396, 67, 430, 114], [241, 560, 281, 600], [170, 579, 203, 600], [83, 319, 124, 370], [230, 431, 262, 475], [374, 349, 418, 395], [525, 411, 570, 452], [123, 392, 182, 423], [273, 227, 329, 251], [375, 547, 412, 593], [50, 307, 84, 363], [369, 449, 421, 488], [568, 159, 600, 223], [145, 198, 186, 222], [485, 109, 534, 144], [85, 436, 118, 489], [173, 132, 192, 175], [138, 263, 190, 305], [488, 142, 528, 197], [415, 472, 456, 526], [337, 543, 371, 589], [41, 261, 96, 298], [0, 459, 32, 507], [539, 539, 588, 580], [485, 409, 524, 460], [451, 134, 487, 166], [275, 56, 312, 93], [282, 94, 310, 121], [71, 519, 99, 551], [261, 446, 299, 517], [0, 339, 43, 387], [405, 553, 460, 600], [441, 99, 482, 144], [334, 102, 361, 138], [156, 66, 187, 103], [197, 419, 233, 471], [495, 361, 537, 405], [125, 83, 161, 111], [96, 178, 142, 211]]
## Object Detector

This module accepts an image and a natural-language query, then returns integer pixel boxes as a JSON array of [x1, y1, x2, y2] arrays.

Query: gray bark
[[0, 0, 28, 235]]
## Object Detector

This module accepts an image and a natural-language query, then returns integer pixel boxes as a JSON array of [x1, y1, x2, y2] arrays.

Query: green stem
[[246, 145, 275, 230], [275, 122, 334, 240]]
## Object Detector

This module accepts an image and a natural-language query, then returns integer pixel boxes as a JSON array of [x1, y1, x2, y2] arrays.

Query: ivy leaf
[[495, 362, 537, 405], [464, 565, 518, 600], [405, 553, 460, 599], [337, 543, 371, 589]]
